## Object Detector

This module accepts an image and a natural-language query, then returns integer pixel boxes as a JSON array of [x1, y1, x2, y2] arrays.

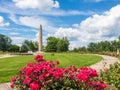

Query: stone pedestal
[[117, 49, 119, 55]]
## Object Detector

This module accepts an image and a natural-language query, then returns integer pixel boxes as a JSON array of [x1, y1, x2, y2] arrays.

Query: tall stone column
[[38, 24, 42, 52]]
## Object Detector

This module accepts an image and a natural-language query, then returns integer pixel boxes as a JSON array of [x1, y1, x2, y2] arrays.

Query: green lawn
[[0, 53, 102, 83]]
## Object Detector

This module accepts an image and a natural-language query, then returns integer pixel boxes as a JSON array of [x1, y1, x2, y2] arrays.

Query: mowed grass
[[0, 53, 102, 83]]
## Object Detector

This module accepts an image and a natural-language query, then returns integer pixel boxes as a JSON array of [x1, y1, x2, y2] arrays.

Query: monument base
[[36, 51, 44, 54]]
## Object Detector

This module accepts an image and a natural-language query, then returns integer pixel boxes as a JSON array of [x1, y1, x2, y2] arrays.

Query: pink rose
[[30, 82, 40, 90], [11, 78, 16, 82], [100, 84, 106, 88], [34, 54, 44, 61], [10, 84, 14, 88]]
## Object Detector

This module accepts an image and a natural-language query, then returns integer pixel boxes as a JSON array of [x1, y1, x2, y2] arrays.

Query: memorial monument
[[38, 24, 43, 52]]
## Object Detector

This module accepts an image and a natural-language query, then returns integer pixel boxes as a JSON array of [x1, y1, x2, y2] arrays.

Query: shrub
[[100, 62, 120, 90], [10, 54, 106, 90]]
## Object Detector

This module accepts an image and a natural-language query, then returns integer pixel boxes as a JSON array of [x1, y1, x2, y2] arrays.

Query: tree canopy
[[0, 34, 12, 51], [73, 35, 120, 53], [21, 40, 38, 52], [45, 36, 69, 52]]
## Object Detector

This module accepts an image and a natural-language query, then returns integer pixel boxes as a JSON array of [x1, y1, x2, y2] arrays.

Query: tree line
[[0, 33, 120, 53], [0, 34, 69, 53], [73, 36, 120, 53]]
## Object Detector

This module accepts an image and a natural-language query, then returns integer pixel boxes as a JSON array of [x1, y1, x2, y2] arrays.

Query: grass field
[[0, 53, 102, 83]]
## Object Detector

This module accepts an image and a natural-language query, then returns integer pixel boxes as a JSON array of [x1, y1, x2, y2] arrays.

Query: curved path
[[0, 55, 120, 90], [90, 55, 120, 72], [0, 54, 16, 58]]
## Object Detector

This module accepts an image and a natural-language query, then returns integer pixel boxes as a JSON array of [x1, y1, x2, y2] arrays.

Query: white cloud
[[11, 36, 37, 46], [11, 36, 26, 45], [51, 5, 120, 49], [10, 32, 20, 35], [0, 16, 10, 27], [9, 15, 57, 32], [54, 27, 81, 40], [79, 5, 120, 42], [12, 0, 59, 11], [0, 2, 96, 16]]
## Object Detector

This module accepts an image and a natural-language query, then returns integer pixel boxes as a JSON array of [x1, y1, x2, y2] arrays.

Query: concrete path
[[0, 54, 16, 58], [0, 83, 11, 90], [90, 55, 120, 72], [0, 55, 119, 90]]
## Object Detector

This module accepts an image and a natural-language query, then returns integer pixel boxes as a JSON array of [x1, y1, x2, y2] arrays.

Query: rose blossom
[[34, 54, 44, 61], [30, 82, 40, 90], [11, 78, 16, 82], [10, 84, 14, 88]]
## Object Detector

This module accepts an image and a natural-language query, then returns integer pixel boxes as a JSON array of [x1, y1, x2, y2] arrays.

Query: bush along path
[[0, 54, 119, 90], [90, 55, 120, 72]]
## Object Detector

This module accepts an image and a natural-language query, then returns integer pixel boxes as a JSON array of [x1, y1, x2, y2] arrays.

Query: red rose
[[100, 84, 106, 88], [10, 84, 14, 88], [30, 82, 40, 90], [11, 78, 16, 82], [77, 72, 88, 82], [34, 54, 44, 61], [56, 60, 60, 65], [23, 78, 32, 85]]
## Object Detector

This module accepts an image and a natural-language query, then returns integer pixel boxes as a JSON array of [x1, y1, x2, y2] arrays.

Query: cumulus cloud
[[54, 27, 81, 41], [52, 5, 120, 49], [0, 2, 96, 16], [9, 15, 57, 32], [79, 5, 120, 42], [0, 16, 10, 27], [12, 0, 59, 11], [8, 4, 120, 49]]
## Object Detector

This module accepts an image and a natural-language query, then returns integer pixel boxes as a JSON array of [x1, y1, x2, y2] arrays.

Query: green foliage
[[0, 34, 12, 51], [100, 62, 120, 90], [73, 47, 87, 53], [21, 40, 38, 52], [45, 36, 59, 52], [73, 35, 120, 53], [57, 37, 69, 52], [45, 36, 69, 52], [87, 42, 98, 52], [8, 44, 20, 52]]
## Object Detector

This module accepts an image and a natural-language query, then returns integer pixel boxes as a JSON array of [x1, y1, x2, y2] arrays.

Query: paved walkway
[[0, 55, 119, 90], [0, 83, 11, 90], [90, 55, 120, 72], [0, 54, 16, 58]]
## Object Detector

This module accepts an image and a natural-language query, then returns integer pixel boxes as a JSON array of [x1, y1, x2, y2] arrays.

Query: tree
[[87, 42, 98, 52], [21, 40, 38, 52], [8, 44, 20, 52], [79, 46, 87, 52], [110, 40, 117, 51], [0, 34, 12, 51], [45, 37, 59, 52], [45, 37, 69, 52], [73, 48, 79, 52], [57, 37, 69, 52]]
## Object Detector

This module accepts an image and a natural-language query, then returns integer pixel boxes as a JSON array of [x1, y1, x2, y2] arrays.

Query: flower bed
[[100, 62, 120, 90], [10, 54, 106, 90]]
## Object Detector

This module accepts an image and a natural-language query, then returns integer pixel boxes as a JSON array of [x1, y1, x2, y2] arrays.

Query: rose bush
[[10, 54, 106, 90]]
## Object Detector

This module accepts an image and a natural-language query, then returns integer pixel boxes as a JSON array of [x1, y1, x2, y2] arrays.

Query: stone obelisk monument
[[38, 24, 42, 52]]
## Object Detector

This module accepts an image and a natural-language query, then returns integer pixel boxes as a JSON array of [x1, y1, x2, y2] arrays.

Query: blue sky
[[0, 0, 120, 49]]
